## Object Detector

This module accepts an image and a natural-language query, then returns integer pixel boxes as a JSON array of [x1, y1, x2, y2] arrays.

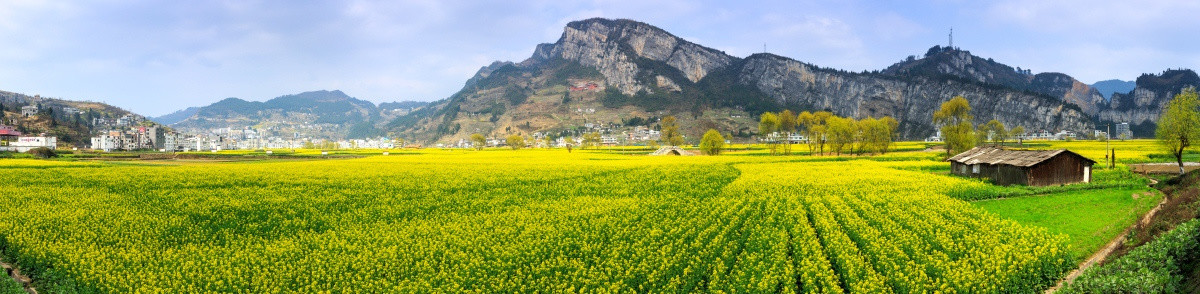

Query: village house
[[0, 125, 21, 147], [947, 147, 1095, 186], [20, 105, 38, 117]]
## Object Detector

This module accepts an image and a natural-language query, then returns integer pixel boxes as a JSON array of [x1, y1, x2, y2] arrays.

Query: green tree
[[858, 117, 883, 154], [975, 123, 989, 146], [699, 129, 725, 155], [582, 132, 601, 149], [933, 96, 975, 156], [984, 120, 1008, 147], [506, 135, 525, 150], [826, 116, 856, 155], [470, 133, 487, 150], [1156, 87, 1200, 175], [758, 112, 781, 154], [758, 112, 780, 137], [660, 115, 684, 146], [779, 110, 797, 133], [878, 116, 899, 154], [1010, 126, 1026, 146], [543, 135, 554, 149], [779, 110, 797, 155]]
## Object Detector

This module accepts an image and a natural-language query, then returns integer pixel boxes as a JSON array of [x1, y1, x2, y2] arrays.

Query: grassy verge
[[974, 187, 1162, 261], [1061, 218, 1200, 293], [0, 274, 22, 294]]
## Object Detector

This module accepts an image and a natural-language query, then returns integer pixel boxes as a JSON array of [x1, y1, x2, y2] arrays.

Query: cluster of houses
[[90, 125, 401, 152], [758, 132, 807, 144], [924, 123, 1134, 143], [0, 125, 57, 152]]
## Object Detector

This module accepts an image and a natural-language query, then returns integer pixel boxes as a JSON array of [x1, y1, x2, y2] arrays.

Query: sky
[[2, 0, 1198, 116]]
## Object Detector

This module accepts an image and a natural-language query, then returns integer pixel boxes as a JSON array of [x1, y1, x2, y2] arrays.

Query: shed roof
[[946, 147, 1095, 167]]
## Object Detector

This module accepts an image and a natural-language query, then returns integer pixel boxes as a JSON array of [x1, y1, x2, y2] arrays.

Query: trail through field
[[1044, 190, 1168, 293]]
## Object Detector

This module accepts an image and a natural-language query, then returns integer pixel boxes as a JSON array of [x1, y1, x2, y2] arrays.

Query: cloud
[[759, 13, 871, 68], [873, 13, 924, 41]]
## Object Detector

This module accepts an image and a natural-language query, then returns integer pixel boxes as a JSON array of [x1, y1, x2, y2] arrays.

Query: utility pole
[[1107, 124, 1113, 169], [949, 27, 953, 49]]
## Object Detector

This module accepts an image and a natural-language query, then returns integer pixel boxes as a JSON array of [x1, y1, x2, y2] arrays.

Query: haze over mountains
[[27, 17, 1199, 144], [152, 90, 428, 140], [1092, 79, 1137, 100]]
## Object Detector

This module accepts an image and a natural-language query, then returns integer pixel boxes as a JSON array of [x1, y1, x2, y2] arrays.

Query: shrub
[[27, 147, 58, 159], [1062, 219, 1200, 293]]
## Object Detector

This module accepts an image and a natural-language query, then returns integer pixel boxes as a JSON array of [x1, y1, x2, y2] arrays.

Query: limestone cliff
[[1098, 69, 1200, 137], [388, 18, 1097, 143], [883, 47, 1106, 116], [739, 54, 1092, 139], [528, 18, 735, 95]]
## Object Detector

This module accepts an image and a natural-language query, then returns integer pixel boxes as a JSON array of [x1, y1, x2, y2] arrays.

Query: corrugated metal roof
[[946, 146, 1095, 167]]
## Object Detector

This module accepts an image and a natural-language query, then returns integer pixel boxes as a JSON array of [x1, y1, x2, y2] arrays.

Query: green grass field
[[975, 187, 1162, 260]]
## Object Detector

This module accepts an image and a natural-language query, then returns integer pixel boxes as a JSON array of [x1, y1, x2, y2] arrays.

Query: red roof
[[0, 126, 20, 136]]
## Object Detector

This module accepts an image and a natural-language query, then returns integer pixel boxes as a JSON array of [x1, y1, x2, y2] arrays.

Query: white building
[[924, 130, 943, 142], [20, 105, 38, 117], [9, 136, 56, 152], [600, 135, 619, 146], [91, 135, 119, 152]]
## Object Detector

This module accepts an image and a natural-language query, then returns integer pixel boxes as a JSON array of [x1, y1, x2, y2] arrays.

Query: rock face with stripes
[[387, 18, 1100, 143]]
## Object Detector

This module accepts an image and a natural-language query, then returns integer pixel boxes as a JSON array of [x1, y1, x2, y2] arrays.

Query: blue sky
[[2, 0, 1198, 116]]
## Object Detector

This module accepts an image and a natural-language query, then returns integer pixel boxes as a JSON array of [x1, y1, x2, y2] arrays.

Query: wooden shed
[[947, 147, 1096, 186]]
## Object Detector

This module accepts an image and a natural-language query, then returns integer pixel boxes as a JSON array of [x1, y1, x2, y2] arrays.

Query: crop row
[[0, 152, 1071, 292]]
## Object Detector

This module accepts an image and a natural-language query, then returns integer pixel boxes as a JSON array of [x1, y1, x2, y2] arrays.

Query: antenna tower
[[949, 27, 954, 49]]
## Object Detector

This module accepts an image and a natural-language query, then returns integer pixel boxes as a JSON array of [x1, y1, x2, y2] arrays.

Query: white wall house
[[10, 136, 56, 152], [91, 135, 119, 152]]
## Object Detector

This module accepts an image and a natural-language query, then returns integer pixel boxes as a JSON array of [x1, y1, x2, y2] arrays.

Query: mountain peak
[[525, 17, 735, 95]]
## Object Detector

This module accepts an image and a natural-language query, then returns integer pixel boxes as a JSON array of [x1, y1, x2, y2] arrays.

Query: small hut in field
[[947, 147, 1095, 186], [650, 146, 694, 156]]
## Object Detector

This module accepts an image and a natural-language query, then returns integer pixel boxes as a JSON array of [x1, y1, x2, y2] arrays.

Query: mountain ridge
[[385, 18, 1096, 143], [163, 90, 428, 140]]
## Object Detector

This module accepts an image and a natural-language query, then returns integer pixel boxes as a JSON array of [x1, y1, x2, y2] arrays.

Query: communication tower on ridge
[[949, 27, 954, 49]]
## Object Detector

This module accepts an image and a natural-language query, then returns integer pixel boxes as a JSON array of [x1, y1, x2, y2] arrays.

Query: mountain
[[151, 107, 199, 125], [1098, 69, 1200, 137], [882, 46, 1106, 115], [164, 90, 429, 140], [1092, 79, 1136, 100], [0, 90, 153, 146], [387, 18, 1094, 143]]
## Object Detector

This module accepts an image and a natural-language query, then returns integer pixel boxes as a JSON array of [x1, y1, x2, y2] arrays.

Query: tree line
[[933, 96, 1027, 156], [757, 110, 899, 156]]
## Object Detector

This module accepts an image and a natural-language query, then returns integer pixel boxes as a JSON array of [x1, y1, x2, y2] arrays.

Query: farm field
[[0, 140, 1170, 292], [976, 187, 1162, 259]]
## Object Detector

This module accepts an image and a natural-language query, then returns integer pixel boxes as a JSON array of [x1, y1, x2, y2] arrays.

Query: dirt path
[[1, 261, 37, 294], [1044, 185, 1166, 293]]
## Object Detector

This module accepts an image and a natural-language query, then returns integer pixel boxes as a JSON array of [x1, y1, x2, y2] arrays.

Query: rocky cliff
[[1098, 69, 1200, 137], [389, 18, 1096, 143], [882, 47, 1106, 116], [739, 54, 1092, 139], [527, 18, 734, 95], [1029, 73, 1107, 116]]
